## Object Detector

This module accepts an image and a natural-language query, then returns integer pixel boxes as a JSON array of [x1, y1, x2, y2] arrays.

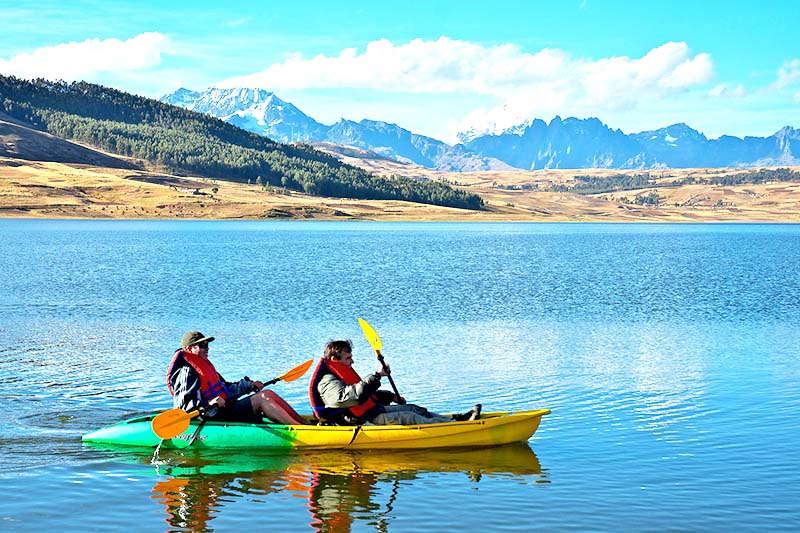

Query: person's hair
[[324, 339, 353, 360]]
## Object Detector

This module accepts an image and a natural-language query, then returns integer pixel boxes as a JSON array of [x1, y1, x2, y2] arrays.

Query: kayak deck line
[[82, 409, 551, 451]]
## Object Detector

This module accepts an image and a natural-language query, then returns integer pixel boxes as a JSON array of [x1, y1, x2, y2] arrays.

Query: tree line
[[0, 75, 483, 210], [549, 168, 800, 195]]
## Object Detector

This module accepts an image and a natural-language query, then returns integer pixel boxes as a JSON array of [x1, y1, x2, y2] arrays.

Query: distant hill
[[0, 114, 136, 168], [162, 87, 800, 172], [0, 75, 483, 210]]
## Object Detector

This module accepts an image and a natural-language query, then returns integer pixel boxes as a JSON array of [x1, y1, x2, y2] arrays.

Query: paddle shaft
[[376, 350, 401, 399], [185, 419, 207, 445]]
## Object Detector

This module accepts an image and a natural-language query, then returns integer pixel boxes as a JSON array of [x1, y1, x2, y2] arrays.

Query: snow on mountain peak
[[184, 87, 276, 118], [159, 86, 327, 143], [455, 105, 537, 143]]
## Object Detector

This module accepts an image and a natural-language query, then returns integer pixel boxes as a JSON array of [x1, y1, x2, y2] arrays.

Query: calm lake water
[[1, 220, 799, 531]]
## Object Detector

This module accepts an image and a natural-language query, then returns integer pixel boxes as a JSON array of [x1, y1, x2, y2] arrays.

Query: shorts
[[208, 396, 261, 423]]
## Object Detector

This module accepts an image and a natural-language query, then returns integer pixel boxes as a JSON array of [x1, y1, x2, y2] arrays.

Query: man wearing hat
[[166, 330, 308, 425]]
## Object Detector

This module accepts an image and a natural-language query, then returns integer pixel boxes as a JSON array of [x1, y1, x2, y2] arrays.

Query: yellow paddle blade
[[358, 317, 400, 397], [151, 408, 200, 440], [358, 318, 382, 352], [277, 359, 313, 383]]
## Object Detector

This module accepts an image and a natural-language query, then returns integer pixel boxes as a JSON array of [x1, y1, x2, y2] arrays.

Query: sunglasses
[[195, 342, 209, 349]]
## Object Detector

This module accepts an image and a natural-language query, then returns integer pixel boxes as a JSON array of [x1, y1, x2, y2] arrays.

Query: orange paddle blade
[[151, 408, 200, 440], [278, 359, 313, 383]]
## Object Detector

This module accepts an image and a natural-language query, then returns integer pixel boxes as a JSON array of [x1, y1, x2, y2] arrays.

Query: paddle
[[358, 318, 403, 402], [151, 359, 314, 440]]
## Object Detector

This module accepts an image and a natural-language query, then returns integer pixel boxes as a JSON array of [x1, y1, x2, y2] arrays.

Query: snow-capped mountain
[[161, 88, 511, 171], [160, 87, 201, 109], [161, 87, 327, 143], [161, 87, 799, 171]]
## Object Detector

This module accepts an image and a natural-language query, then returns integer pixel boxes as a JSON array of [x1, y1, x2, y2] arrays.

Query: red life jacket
[[166, 349, 229, 405], [308, 358, 379, 421]]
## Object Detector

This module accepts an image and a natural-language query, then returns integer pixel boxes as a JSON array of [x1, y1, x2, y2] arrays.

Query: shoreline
[[2, 156, 800, 223]]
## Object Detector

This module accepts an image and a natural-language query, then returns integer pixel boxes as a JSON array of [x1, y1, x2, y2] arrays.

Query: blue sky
[[1, 0, 798, 143]]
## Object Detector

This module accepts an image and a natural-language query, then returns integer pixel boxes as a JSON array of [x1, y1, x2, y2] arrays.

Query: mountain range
[[162, 87, 800, 172], [161, 88, 513, 172]]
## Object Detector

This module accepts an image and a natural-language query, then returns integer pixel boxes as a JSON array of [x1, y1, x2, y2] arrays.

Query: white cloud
[[709, 84, 725, 97], [660, 52, 713, 88], [219, 38, 712, 98], [774, 59, 800, 89], [0, 32, 171, 81], [458, 41, 714, 136], [709, 83, 745, 97], [218, 37, 715, 137], [220, 37, 524, 94], [225, 18, 251, 27]]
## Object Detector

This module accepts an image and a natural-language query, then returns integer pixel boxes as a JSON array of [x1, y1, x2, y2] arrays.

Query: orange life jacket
[[308, 358, 379, 422], [166, 349, 229, 405]]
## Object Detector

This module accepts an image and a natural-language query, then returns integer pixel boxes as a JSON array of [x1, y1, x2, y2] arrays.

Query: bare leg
[[250, 389, 308, 425], [262, 389, 308, 421]]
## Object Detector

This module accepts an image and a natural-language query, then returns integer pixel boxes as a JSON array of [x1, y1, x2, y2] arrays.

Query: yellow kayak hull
[[295, 409, 551, 450]]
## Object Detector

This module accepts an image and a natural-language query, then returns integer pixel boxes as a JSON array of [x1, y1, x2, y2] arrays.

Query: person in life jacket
[[308, 339, 481, 425], [167, 330, 308, 425]]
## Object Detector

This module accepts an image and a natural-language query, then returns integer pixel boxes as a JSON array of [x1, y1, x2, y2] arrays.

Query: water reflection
[[146, 444, 543, 532]]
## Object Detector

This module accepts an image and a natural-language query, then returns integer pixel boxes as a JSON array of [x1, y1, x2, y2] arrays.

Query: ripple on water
[[2, 221, 800, 531]]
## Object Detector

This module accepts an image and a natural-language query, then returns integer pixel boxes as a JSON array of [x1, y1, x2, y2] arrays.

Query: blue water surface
[[1, 220, 799, 531]]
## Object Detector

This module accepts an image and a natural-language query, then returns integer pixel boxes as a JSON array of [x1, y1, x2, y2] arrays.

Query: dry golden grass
[[3, 115, 799, 221], [319, 149, 800, 222], [0, 157, 482, 220], [2, 154, 800, 222]]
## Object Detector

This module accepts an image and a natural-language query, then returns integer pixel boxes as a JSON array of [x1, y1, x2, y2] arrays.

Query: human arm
[[169, 365, 204, 412], [317, 372, 383, 408], [224, 375, 257, 399]]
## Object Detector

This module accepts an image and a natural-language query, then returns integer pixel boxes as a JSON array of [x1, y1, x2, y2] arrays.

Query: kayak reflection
[[148, 443, 544, 532]]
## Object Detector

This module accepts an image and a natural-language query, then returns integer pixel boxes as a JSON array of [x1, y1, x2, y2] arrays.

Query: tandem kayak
[[82, 409, 550, 450]]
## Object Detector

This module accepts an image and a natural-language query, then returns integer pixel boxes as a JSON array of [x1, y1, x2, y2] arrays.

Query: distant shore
[[2, 156, 800, 222]]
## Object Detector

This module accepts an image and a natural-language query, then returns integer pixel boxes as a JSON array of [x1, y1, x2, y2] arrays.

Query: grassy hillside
[[3, 150, 799, 222], [0, 114, 135, 168], [3, 75, 799, 222], [313, 145, 800, 222], [0, 75, 483, 210]]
